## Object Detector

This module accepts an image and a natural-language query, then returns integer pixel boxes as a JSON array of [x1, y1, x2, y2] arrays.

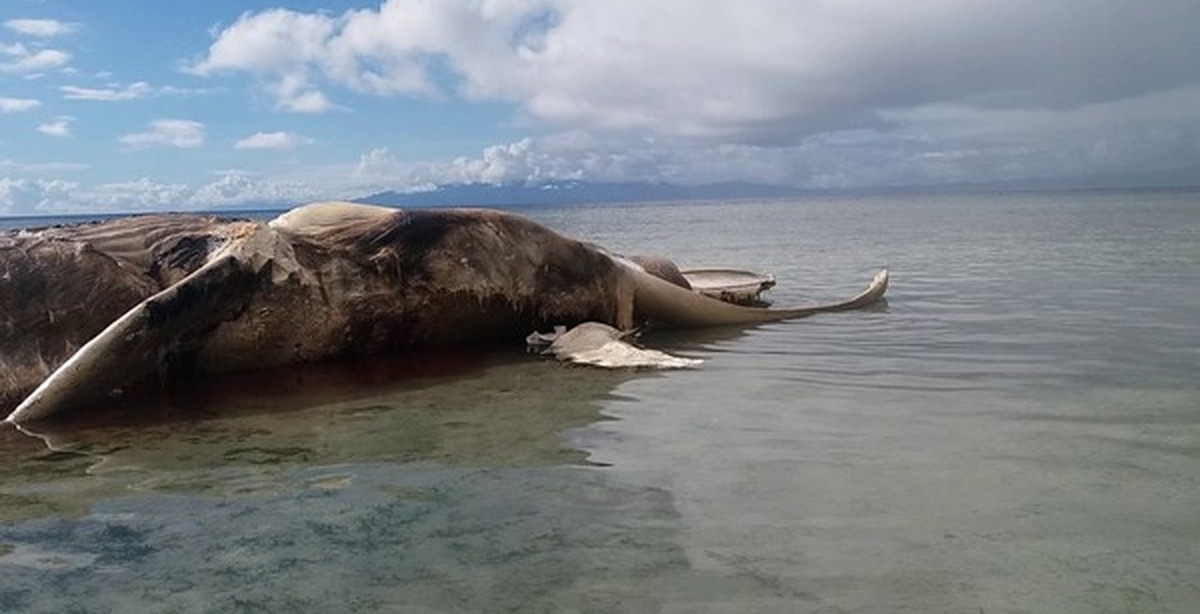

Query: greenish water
[[1, 189, 1198, 612]]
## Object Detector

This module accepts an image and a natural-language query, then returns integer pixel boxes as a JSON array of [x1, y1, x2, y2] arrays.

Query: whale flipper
[[5, 253, 263, 424]]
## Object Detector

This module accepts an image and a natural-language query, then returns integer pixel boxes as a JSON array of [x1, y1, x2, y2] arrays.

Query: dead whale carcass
[[2, 201, 887, 423]]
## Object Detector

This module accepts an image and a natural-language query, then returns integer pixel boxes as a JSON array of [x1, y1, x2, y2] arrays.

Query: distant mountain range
[[356, 180, 806, 207], [355, 170, 1200, 209]]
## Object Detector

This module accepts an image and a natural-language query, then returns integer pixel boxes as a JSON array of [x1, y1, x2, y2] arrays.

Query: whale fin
[[5, 253, 261, 424], [628, 267, 889, 328]]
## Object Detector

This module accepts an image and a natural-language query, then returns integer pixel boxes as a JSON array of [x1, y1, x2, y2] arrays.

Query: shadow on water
[[0, 344, 664, 517], [14, 342, 495, 430]]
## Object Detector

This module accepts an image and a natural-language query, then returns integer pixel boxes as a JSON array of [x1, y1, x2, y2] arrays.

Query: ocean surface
[[1, 189, 1198, 613]]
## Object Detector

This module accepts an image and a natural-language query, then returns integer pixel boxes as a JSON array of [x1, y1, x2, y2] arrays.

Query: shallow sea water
[[1, 190, 1198, 613]]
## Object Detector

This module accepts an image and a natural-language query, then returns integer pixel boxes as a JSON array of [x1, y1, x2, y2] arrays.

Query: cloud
[[186, 2, 523, 112], [0, 158, 88, 174], [0, 170, 335, 214], [271, 73, 339, 113], [3, 18, 78, 37], [0, 177, 78, 214], [0, 96, 40, 113], [118, 119, 206, 149], [871, 85, 1200, 184], [0, 42, 70, 74], [8, 83, 1200, 217], [87, 177, 195, 210], [186, 170, 322, 207], [233, 131, 312, 150], [449, 139, 546, 184], [58, 81, 219, 101], [187, 0, 1200, 144], [188, 8, 343, 113], [1, 177, 195, 213], [176, 0, 1200, 192], [60, 81, 153, 101], [191, 9, 336, 75], [37, 115, 74, 137], [398, 84, 1200, 189], [353, 147, 400, 179]]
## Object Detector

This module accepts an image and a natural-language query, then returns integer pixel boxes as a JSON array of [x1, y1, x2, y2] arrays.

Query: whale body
[[2, 202, 887, 423]]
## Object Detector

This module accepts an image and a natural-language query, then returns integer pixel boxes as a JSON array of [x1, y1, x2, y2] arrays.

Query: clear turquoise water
[[1, 189, 1198, 612]]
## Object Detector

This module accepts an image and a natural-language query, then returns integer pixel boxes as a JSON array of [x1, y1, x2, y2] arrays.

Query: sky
[[1, 0, 1199, 214]]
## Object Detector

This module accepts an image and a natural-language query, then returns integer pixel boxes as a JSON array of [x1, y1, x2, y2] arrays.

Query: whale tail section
[[628, 265, 889, 328]]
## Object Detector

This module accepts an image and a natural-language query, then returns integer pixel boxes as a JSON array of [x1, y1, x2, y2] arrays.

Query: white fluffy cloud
[[0, 170, 346, 214], [0, 177, 77, 214], [188, 9, 344, 112], [189, 0, 1200, 144], [179, 1, 1200, 192], [37, 115, 74, 137], [187, 171, 323, 207], [3, 19, 78, 38], [0, 96, 40, 113], [188, 1, 549, 113], [118, 119, 206, 149], [0, 42, 70, 74], [86, 177, 194, 210], [234, 131, 312, 150], [60, 81, 153, 101]]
